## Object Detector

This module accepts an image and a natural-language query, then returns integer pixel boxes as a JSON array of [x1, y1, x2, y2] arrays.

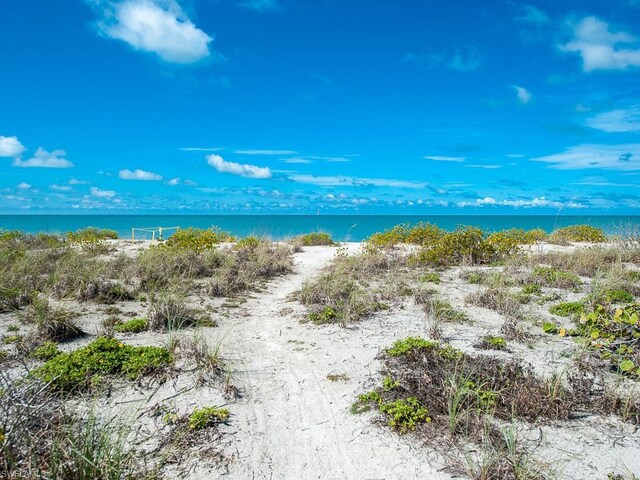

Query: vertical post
[[159, 227, 163, 241], [132, 228, 134, 240]]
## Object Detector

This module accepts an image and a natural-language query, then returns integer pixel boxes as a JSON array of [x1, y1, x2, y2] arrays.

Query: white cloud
[[288, 174, 427, 189], [207, 154, 272, 179], [119, 168, 163, 180], [50, 185, 72, 192], [16, 182, 31, 190], [533, 143, 640, 170], [423, 155, 465, 162], [518, 5, 550, 25], [235, 149, 297, 155], [12, 148, 73, 168], [90, 187, 117, 198], [166, 177, 197, 186], [68, 178, 89, 185], [95, 0, 212, 64], [459, 196, 585, 209], [0, 136, 26, 157], [586, 106, 640, 132], [560, 16, 640, 71], [239, 0, 280, 12], [511, 85, 532, 104]]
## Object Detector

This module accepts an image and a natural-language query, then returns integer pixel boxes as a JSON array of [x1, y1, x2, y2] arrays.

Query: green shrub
[[234, 235, 261, 250], [2, 335, 22, 345], [542, 322, 558, 334], [33, 336, 173, 392], [114, 318, 148, 333], [463, 272, 484, 284], [366, 224, 411, 249], [188, 406, 229, 430], [293, 232, 336, 246], [67, 227, 118, 244], [549, 301, 585, 317], [163, 227, 234, 252], [405, 222, 444, 246], [416, 227, 519, 266], [549, 225, 607, 243], [30, 341, 61, 361]]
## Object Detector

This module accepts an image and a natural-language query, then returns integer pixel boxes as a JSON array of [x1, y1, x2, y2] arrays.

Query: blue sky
[[1, 0, 640, 214]]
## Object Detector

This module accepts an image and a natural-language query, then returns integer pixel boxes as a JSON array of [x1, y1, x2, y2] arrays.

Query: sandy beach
[[1, 227, 640, 479]]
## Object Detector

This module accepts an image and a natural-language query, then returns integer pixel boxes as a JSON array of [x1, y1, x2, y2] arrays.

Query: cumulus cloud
[[119, 168, 163, 180], [0, 136, 26, 157], [586, 106, 640, 132], [424, 155, 465, 162], [207, 154, 272, 179], [94, 0, 212, 64], [533, 144, 640, 170], [90, 187, 117, 198], [16, 182, 31, 190], [560, 16, 640, 71], [511, 85, 532, 104], [12, 148, 73, 168]]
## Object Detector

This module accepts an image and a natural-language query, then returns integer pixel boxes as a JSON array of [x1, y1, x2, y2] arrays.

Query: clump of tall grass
[[19, 297, 83, 342], [290, 232, 336, 247]]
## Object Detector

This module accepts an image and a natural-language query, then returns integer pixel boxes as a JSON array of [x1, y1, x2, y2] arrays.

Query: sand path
[[217, 245, 451, 480]]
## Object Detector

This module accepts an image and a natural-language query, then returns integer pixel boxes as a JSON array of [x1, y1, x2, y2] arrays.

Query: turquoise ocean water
[[1, 215, 638, 241]]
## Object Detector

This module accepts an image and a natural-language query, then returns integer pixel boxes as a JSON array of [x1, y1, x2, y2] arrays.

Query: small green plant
[[549, 301, 585, 317], [33, 336, 173, 392], [188, 406, 230, 430], [326, 373, 349, 382], [604, 289, 634, 304], [464, 272, 484, 284], [542, 322, 558, 334], [379, 397, 431, 433], [419, 272, 441, 284], [386, 337, 439, 356], [114, 318, 149, 333], [382, 375, 400, 391], [30, 341, 61, 361], [521, 284, 542, 295], [308, 306, 338, 324], [477, 335, 507, 350]]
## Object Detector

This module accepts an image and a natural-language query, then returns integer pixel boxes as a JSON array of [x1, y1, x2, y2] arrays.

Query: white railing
[[131, 226, 180, 241]]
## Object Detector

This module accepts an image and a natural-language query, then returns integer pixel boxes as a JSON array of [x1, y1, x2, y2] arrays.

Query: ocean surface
[[1, 215, 638, 241]]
